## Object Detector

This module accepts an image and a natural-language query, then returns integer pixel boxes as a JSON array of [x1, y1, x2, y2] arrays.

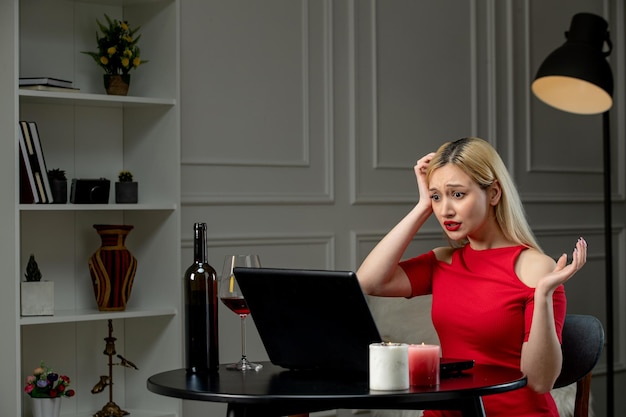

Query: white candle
[[369, 342, 409, 390], [408, 343, 440, 386]]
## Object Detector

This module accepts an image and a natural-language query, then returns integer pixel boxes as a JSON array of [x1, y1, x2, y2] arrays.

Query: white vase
[[31, 397, 61, 417]]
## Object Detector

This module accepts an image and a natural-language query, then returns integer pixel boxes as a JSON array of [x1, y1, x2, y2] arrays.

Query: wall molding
[[350, 0, 482, 204], [180, 0, 334, 205], [183, 233, 336, 270]]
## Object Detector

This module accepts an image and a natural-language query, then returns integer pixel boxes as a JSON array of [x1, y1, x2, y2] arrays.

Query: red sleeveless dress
[[400, 245, 565, 417]]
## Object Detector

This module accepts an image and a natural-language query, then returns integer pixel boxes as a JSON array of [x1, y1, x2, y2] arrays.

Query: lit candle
[[369, 342, 409, 390], [408, 343, 440, 386]]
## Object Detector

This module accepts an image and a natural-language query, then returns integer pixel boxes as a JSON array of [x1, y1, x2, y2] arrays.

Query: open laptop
[[233, 267, 476, 375], [233, 267, 382, 373]]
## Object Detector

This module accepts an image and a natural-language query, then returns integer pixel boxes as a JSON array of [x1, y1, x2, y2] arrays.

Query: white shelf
[[19, 203, 177, 211], [20, 307, 177, 326], [19, 89, 176, 107], [8, 0, 183, 415]]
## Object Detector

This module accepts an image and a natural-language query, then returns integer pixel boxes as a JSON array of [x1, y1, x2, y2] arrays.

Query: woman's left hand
[[537, 237, 587, 294]]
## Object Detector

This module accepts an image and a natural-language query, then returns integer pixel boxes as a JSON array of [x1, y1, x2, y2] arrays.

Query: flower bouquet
[[82, 14, 148, 95], [24, 362, 75, 398]]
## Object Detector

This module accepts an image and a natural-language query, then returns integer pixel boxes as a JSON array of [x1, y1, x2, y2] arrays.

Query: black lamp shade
[[532, 13, 613, 115]]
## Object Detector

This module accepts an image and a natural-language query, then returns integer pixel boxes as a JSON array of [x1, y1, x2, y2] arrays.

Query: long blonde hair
[[426, 137, 542, 252]]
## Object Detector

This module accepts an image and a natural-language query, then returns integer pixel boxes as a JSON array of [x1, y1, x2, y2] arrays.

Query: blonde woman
[[357, 137, 587, 417]]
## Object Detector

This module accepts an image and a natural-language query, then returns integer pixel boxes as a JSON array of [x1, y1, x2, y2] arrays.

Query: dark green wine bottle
[[183, 222, 219, 373]]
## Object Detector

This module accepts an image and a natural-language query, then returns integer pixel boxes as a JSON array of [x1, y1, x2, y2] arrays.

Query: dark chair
[[553, 314, 604, 417]]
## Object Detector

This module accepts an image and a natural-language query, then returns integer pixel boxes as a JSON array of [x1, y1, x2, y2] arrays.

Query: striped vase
[[88, 224, 137, 311]]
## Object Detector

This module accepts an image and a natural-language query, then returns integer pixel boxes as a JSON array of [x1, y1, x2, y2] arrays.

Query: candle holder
[[91, 320, 139, 417], [369, 342, 409, 390], [408, 343, 440, 386]]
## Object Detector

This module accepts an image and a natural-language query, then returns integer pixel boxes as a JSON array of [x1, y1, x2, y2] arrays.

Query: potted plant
[[82, 14, 148, 96], [115, 170, 138, 204], [47, 168, 67, 204], [24, 362, 75, 417], [21, 254, 54, 316]]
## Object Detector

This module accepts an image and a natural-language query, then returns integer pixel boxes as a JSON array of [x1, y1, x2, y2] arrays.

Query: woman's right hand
[[414, 152, 436, 212], [357, 152, 439, 297]]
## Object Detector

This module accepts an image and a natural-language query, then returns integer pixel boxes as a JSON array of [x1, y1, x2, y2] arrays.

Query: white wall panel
[[181, 0, 333, 204], [352, 0, 479, 203]]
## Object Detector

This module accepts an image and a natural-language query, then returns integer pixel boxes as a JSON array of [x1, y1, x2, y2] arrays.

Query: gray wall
[[179, 1, 625, 416]]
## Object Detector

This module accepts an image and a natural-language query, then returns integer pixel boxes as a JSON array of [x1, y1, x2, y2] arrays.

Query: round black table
[[147, 362, 526, 417]]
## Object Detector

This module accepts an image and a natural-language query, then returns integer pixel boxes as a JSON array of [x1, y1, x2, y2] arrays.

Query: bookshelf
[[1, 0, 182, 416]]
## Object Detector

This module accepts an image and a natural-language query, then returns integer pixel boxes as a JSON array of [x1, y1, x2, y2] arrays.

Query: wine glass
[[219, 254, 263, 371]]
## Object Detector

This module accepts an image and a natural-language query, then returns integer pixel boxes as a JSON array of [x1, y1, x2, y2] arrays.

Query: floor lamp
[[531, 12, 614, 417]]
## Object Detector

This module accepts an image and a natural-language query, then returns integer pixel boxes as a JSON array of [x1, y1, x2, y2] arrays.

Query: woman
[[357, 137, 587, 417]]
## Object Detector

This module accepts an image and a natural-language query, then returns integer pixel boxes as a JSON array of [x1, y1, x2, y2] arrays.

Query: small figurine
[[25, 254, 42, 282]]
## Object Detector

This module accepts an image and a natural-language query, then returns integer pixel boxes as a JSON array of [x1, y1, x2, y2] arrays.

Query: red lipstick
[[444, 221, 461, 231]]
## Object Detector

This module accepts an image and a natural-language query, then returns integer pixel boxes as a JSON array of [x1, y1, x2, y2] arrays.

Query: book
[[28, 121, 54, 203], [19, 77, 74, 88], [20, 85, 80, 93], [19, 121, 50, 203], [18, 127, 38, 203]]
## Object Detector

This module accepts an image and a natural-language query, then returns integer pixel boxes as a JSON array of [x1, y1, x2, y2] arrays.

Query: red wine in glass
[[220, 297, 250, 317], [219, 255, 262, 371]]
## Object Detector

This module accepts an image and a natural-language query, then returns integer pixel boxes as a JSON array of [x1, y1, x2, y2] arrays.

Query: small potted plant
[[21, 254, 54, 316], [47, 168, 67, 204], [115, 170, 138, 204], [24, 362, 75, 417], [81, 14, 148, 96]]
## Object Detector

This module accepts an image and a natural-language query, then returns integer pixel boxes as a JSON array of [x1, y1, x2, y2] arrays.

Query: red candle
[[408, 343, 440, 386]]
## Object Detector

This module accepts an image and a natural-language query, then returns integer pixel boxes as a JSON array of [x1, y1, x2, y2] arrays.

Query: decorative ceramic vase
[[31, 397, 61, 417], [88, 224, 137, 311], [103, 74, 130, 96]]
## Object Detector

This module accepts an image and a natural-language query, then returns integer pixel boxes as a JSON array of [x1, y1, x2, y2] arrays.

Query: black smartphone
[[440, 358, 475, 376]]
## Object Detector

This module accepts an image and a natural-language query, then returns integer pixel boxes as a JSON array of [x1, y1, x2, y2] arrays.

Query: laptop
[[233, 267, 382, 373], [233, 267, 476, 375]]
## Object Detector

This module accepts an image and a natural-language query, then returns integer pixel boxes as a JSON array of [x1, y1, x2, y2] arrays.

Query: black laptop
[[233, 267, 476, 375], [233, 267, 382, 373]]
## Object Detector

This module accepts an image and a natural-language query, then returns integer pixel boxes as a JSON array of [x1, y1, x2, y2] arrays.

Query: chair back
[[554, 314, 604, 389]]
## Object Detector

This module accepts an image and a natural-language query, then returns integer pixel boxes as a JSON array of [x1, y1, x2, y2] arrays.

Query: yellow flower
[[82, 14, 148, 74]]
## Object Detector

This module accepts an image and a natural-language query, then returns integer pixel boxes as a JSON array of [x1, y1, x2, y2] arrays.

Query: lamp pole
[[531, 13, 614, 416], [602, 110, 614, 417]]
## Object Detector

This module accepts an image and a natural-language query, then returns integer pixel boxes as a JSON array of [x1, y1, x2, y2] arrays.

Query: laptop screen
[[233, 267, 383, 373]]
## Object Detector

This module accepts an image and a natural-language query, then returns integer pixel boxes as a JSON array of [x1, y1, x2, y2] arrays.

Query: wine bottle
[[183, 222, 219, 373]]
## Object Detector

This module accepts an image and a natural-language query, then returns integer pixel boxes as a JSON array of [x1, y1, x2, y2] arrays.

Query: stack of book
[[19, 121, 54, 203], [19, 77, 79, 92]]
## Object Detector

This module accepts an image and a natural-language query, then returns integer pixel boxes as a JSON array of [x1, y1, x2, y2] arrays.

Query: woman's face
[[428, 164, 496, 242]]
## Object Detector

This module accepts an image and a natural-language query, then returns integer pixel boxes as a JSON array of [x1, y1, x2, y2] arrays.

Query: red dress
[[400, 245, 565, 417]]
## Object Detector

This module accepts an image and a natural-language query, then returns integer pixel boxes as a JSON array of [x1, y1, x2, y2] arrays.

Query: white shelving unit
[[1, 0, 182, 416]]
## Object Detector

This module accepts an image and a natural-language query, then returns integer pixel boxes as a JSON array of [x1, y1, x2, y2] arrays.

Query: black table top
[[147, 362, 526, 416]]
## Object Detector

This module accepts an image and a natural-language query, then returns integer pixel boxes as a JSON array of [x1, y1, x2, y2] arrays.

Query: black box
[[70, 178, 110, 204]]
